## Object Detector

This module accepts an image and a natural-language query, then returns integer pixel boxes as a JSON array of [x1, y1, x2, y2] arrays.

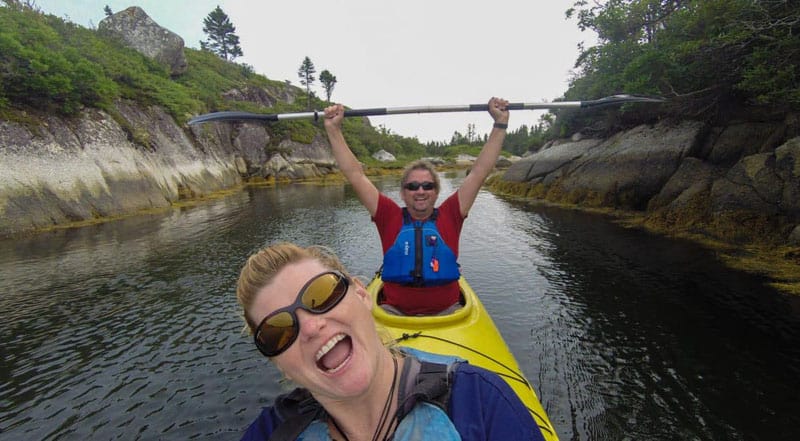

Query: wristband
[[493, 122, 508, 130]]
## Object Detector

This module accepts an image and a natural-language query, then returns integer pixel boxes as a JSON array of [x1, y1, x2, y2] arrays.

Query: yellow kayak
[[367, 275, 559, 441]]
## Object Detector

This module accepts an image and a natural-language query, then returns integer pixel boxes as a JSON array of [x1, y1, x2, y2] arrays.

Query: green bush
[[0, 8, 115, 114]]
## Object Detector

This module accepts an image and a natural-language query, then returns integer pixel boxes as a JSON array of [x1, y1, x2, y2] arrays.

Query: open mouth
[[316, 333, 353, 374]]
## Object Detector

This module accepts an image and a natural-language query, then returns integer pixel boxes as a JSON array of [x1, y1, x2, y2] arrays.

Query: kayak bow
[[367, 275, 559, 441]]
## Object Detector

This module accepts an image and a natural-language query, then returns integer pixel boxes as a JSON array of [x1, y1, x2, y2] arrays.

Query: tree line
[[553, 0, 800, 137]]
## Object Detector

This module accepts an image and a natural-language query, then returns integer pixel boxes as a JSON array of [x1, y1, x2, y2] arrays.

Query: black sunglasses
[[404, 181, 435, 191], [253, 271, 350, 357]]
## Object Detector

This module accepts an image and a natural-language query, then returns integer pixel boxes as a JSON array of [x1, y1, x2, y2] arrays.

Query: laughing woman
[[235, 242, 544, 441]]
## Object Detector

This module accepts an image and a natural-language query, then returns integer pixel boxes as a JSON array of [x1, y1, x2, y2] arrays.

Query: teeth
[[316, 333, 346, 361]]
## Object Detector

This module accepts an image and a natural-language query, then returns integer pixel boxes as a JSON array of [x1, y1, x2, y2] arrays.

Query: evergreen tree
[[467, 123, 476, 144], [103, 5, 112, 17], [297, 56, 316, 103], [201, 6, 243, 61], [319, 69, 337, 102]]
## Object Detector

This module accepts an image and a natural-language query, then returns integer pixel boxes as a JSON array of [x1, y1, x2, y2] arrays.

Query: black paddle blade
[[580, 94, 665, 108], [188, 111, 281, 125]]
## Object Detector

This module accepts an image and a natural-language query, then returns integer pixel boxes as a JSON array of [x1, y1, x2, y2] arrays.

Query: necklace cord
[[329, 356, 399, 441], [371, 356, 399, 441]]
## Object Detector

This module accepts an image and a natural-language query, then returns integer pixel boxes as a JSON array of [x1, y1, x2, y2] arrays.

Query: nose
[[295, 309, 325, 341]]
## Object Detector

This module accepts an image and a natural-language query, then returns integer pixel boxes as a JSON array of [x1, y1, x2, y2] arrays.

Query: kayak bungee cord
[[395, 332, 530, 387], [187, 94, 665, 125], [394, 332, 555, 437]]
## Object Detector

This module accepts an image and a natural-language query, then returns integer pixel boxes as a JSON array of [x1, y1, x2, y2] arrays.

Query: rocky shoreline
[[0, 100, 340, 238], [492, 118, 800, 294]]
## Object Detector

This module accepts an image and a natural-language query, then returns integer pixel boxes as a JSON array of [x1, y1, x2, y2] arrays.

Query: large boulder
[[372, 149, 396, 162], [455, 153, 476, 167], [420, 157, 446, 166], [704, 137, 800, 243], [553, 121, 704, 210], [647, 157, 723, 212], [700, 121, 783, 166], [495, 156, 515, 168], [503, 138, 602, 184], [98, 7, 188, 76], [282, 135, 337, 169]]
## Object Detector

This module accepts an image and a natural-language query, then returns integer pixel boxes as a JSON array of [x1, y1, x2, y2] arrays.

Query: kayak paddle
[[187, 94, 664, 125]]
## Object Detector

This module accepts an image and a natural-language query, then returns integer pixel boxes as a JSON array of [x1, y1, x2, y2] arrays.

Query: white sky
[[34, 0, 594, 143]]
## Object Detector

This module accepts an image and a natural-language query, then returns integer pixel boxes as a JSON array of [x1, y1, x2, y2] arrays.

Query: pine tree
[[103, 5, 113, 17], [319, 69, 337, 102], [297, 57, 316, 104], [200, 6, 243, 61]]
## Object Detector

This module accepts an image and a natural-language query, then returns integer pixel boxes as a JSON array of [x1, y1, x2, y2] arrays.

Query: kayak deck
[[367, 276, 559, 441]]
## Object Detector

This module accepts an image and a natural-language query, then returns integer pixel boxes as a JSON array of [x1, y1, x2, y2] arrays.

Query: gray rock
[[703, 122, 781, 166], [372, 149, 396, 162], [420, 157, 446, 166], [775, 138, 800, 214], [789, 225, 800, 245], [550, 121, 703, 209], [455, 154, 476, 167], [232, 124, 271, 170], [99, 7, 187, 75], [495, 156, 513, 168], [503, 138, 602, 183], [648, 157, 723, 211], [0, 103, 240, 236], [282, 135, 336, 168]]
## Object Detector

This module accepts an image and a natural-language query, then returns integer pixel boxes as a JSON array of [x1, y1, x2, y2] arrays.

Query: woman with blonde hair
[[235, 242, 543, 441]]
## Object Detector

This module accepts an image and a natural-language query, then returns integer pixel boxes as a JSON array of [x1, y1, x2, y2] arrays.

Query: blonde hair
[[236, 242, 349, 334], [401, 159, 440, 192]]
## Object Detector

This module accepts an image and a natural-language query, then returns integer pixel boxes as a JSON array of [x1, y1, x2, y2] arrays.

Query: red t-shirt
[[373, 192, 465, 314]]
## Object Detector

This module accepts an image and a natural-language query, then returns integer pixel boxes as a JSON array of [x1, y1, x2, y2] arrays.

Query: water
[[1, 174, 798, 440]]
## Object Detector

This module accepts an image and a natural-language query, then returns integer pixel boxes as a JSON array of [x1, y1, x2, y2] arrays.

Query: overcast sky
[[35, 0, 595, 143]]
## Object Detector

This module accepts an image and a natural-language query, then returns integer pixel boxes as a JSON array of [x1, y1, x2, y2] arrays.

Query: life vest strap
[[268, 356, 456, 441]]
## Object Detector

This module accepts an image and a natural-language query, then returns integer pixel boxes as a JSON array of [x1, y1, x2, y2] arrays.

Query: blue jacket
[[239, 363, 545, 441]]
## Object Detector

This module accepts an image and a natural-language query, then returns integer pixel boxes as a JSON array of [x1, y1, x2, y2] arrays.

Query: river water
[[1, 172, 799, 440]]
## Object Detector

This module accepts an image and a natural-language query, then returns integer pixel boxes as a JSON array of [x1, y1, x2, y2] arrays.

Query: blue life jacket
[[381, 208, 460, 286], [266, 350, 463, 441]]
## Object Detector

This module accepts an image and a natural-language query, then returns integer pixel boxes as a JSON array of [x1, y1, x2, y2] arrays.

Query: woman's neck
[[322, 353, 402, 441]]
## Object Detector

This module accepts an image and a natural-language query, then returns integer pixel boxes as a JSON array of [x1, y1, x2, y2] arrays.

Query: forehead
[[250, 259, 327, 320], [405, 169, 434, 182]]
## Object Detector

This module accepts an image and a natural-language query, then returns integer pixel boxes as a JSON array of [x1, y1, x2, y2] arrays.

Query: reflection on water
[[1, 176, 798, 440], [463, 197, 800, 441]]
